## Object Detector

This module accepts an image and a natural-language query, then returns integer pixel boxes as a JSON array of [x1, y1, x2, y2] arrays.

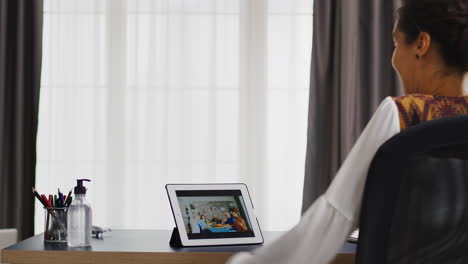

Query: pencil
[[33, 187, 51, 239], [32, 187, 47, 207]]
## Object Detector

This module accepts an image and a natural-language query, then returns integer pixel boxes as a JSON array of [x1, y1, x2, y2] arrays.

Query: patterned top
[[392, 95, 468, 130]]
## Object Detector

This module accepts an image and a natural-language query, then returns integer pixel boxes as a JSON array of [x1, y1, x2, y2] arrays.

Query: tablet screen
[[176, 190, 255, 239]]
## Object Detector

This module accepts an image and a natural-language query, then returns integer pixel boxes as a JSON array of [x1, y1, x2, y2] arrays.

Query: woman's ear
[[416, 32, 431, 57]]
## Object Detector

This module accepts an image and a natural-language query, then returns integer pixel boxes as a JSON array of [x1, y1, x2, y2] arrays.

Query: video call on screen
[[176, 190, 255, 239]]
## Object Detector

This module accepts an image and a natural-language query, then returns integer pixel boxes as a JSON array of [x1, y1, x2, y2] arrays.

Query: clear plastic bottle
[[67, 179, 92, 247]]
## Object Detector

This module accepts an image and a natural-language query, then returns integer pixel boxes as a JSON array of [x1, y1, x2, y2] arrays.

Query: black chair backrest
[[356, 115, 468, 264]]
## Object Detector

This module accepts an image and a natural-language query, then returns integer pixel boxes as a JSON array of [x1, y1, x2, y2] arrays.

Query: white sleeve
[[226, 97, 400, 264]]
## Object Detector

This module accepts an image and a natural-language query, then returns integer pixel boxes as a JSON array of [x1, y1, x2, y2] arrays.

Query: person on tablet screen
[[227, 0, 468, 263], [224, 212, 236, 226], [198, 215, 208, 230], [231, 211, 248, 232], [211, 215, 223, 225]]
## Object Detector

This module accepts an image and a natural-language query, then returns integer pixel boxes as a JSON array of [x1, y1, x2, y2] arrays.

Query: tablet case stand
[[169, 227, 183, 247]]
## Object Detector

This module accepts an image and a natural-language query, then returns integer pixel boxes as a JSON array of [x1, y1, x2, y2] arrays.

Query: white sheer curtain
[[35, 0, 313, 233]]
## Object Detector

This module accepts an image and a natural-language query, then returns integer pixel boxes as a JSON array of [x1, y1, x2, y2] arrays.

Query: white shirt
[[227, 96, 400, 264]]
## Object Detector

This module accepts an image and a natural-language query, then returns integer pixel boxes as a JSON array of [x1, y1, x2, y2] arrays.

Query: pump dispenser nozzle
[[74, 179, 91, 194]]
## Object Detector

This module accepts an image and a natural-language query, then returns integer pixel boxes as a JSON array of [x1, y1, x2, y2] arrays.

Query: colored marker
[[41, 194, 52, 208], [58, 188, 64, 207]]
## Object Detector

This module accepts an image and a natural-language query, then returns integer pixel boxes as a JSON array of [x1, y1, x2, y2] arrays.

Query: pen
[[66, 196, 73, 207], [58, 188, 64, 207], [49, 195, 54, 207], [65, 188, 72, 207]]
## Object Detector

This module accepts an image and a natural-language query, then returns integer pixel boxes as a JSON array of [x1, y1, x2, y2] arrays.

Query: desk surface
[[1, 229, 356, 264]]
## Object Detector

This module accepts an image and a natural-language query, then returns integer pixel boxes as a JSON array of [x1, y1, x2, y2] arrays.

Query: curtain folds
[[0, 0, 43, 239], [302, 0, 401, 212]]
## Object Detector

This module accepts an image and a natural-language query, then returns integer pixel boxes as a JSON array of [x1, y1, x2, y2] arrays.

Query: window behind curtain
[[36, 0, 313, 233]]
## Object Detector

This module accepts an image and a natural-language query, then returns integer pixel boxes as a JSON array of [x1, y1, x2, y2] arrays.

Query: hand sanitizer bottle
[[67, 179, 92, 247]]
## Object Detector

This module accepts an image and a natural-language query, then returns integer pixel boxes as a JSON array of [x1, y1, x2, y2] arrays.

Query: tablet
[[166, 183, 264, 246]]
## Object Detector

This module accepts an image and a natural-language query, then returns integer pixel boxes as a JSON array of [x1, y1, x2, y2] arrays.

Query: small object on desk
[[44, 207, 67, 242], [348, 229, 359, 243], [33, 187, 68, 242], [92, 226, 112, 238], [67, 179, 92, 247]]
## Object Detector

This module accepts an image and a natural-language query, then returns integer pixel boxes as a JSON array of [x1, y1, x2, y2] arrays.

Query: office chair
[[356, 115, 468, 264]]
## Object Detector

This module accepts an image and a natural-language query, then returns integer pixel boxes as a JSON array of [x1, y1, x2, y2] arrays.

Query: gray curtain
[[0, 0, 43, 240], [302, 0, 402, 212]]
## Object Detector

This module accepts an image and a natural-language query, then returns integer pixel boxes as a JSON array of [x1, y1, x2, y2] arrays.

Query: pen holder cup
[[44, 207, 68, 242]]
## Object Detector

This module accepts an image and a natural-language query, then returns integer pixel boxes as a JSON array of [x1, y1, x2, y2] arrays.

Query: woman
[[231, 211, 249, 232], [198, 215, 208, 230], [228, 0, 468, 263]]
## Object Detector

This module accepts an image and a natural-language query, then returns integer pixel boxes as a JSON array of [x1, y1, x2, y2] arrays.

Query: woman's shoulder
[[391, 94, 468, 106], [390, 94, 468, 130], [391, 94, 434, 104], [391, 95, 433, 131]]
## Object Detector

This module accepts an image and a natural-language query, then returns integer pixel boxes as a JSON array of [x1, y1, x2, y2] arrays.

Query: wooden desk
[[1, 229, 356, 264]]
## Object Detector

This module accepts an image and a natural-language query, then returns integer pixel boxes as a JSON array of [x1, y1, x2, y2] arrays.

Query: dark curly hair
[[397, 0, 468, 72]]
